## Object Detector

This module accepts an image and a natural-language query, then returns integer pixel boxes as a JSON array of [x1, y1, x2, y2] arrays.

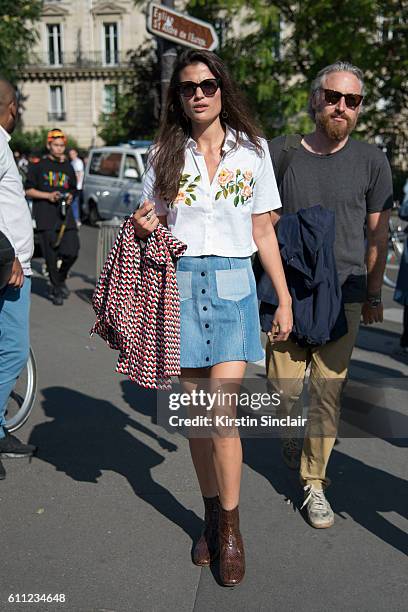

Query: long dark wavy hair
[[150, 49, 263, 204]]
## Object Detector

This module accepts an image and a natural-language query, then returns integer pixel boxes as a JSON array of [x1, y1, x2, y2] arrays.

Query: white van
[[82, 144, 150, 225]]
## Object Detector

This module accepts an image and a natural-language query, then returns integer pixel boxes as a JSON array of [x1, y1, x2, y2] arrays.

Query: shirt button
[[203, 306, 207, 311], [201, 272, 205, 277], [206, 340, 210, 344], [205, 323, 209, 329], [205, 357, 209, 362], [201, 289, 206, 294]]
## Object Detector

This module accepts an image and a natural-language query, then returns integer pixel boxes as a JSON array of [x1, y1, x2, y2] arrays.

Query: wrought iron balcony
[[25, 51, 130, 69]]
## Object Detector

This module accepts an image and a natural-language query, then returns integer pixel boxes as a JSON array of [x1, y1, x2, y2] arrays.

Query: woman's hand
[[267, 303, 293, 343], [131, 200, 159, 239]]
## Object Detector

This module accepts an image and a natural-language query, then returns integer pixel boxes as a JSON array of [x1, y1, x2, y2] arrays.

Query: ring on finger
[[145, 213, 152, 221]]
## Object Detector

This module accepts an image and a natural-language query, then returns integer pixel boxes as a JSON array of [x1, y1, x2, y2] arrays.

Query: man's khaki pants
[[266, 303, 362, 489]]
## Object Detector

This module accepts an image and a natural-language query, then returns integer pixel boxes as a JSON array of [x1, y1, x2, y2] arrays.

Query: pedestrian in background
[[0, 77, 37, 480], [394, 177, 408, 353], [132, 49, 292, 586], [25, 129, 79, 306], [259, 61, 393, 529], [68, 147, 84, 227]]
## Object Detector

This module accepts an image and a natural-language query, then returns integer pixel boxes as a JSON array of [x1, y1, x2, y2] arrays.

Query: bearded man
[[261, 62, 393, 528]]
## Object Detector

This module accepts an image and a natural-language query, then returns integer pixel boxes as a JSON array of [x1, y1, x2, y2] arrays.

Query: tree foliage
[[108, 0, 407, 175], [0, 0, 42, 84], [10, 127, 79, 156], [98, 44, 161, 145], [189, 0, 408, 173]]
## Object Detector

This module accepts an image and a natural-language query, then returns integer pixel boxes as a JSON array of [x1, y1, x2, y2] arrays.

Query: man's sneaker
[[60, 283, 70, 299], [281, 437, 301, 470], [301, 484, 334, 528], [0, 432, 37, 458], [52, 290, 64, 306], [0, 459, 5, 480]]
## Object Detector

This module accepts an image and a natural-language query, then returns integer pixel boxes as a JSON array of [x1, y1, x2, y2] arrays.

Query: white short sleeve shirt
[[71, 157, 84, 189], [141, 127, 282, 257], [0, 126, 34, 275]]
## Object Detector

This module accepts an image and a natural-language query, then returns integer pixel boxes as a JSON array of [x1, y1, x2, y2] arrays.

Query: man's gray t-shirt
[[269, 136, 393, 302]]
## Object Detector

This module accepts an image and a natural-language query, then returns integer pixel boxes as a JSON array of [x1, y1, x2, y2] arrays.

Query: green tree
[[98, 43, 161, 145], [10, 127, 79, 156], [0, 0, 42, 84], [107, 0, 408, 177], [188, 0, 408, 173]]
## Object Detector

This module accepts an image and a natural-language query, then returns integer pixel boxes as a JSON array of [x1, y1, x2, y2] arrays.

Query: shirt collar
[[0, 125, 11, 143], [187, 125, 237, 153]]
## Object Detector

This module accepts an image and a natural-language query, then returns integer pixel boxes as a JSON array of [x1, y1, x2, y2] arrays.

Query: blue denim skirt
[[177, 256, 264, 368]]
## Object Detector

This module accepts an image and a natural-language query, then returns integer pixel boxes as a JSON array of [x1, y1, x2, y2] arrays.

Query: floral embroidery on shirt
[[169, 173, 201, 209], [215, 168, 255, 206]]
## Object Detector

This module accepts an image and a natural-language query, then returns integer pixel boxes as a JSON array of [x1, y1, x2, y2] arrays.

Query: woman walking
[[132, 49, 292, 586]]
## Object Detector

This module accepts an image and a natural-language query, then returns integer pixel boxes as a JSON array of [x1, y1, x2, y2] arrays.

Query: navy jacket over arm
[[258, 205, 347, 346]]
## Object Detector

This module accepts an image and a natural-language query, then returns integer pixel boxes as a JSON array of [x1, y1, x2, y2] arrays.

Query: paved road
[[1, 226, 407, 612]]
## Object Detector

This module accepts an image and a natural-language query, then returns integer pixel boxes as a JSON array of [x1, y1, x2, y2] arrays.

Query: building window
[[103, 84, 118, 114], [47, 24, 63, 65], [48, 85, 66, 121], [104, 23, 118, 65]]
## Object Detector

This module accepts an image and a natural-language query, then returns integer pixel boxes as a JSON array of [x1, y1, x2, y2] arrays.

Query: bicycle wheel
[[383, 223, 404, 289], [5, 347, 38, 433], [383, 248, 398, 289]]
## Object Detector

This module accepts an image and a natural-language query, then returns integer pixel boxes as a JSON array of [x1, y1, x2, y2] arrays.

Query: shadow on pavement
[[28, 386, 201, 541], [355, 326, 408, 366], [30, 275, 51, 302], [339, 371, 408, 446], [69, 270, 96, 286], [120, 380, 158, 421], [349, 358, 407, 378], [75, 288, 94, 305], [243, 439, 408, 556], [330, 449, 408, 555]]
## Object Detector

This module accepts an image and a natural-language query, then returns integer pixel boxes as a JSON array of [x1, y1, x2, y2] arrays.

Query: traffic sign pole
[[159, 0, 177, 115]]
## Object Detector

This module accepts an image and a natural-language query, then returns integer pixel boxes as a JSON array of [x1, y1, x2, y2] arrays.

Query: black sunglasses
[[178, 78, 221, 99], [322, 88, 364, 110]]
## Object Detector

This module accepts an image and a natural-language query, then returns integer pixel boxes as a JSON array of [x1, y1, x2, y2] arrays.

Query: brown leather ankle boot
[[219, 505, 245, 586], [192, 495, 220, 566]]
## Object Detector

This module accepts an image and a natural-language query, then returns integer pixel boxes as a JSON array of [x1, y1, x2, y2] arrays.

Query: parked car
[[82, 144, 151, 225]]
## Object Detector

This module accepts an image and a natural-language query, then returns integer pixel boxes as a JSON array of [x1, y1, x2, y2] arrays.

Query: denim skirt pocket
[[176, 270, 193, 302], [215, 268, 251, 301]]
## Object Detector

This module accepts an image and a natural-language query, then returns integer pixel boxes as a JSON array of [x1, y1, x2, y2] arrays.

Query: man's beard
[[316, 109, 357, 141]]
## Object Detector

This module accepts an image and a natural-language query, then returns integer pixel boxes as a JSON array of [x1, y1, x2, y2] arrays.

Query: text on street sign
[[147, 3, 219, 51]]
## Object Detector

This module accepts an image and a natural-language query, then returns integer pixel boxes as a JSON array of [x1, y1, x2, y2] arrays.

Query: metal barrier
[[96, 217, 124, 279]]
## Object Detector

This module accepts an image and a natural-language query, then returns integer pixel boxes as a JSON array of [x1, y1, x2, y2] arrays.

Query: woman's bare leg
[[209, 361, 246, 510], [181, 368, 218, 498], [181, 360, 247, 505]]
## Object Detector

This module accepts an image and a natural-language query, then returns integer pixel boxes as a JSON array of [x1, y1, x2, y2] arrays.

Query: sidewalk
[[1, 227, 407, 612]]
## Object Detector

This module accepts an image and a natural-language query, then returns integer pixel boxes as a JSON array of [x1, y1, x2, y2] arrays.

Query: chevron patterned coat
[[91, 219, 187, 389]]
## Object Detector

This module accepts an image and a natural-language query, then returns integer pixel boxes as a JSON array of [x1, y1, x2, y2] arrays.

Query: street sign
[[147, 2, 219, 51]]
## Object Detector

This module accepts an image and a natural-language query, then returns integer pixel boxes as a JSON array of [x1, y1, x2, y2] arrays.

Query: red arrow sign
[[147, 3, 219, 51]]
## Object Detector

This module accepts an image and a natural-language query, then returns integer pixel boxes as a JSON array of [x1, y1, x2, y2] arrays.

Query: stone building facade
[[19, 0, 153, 148]]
